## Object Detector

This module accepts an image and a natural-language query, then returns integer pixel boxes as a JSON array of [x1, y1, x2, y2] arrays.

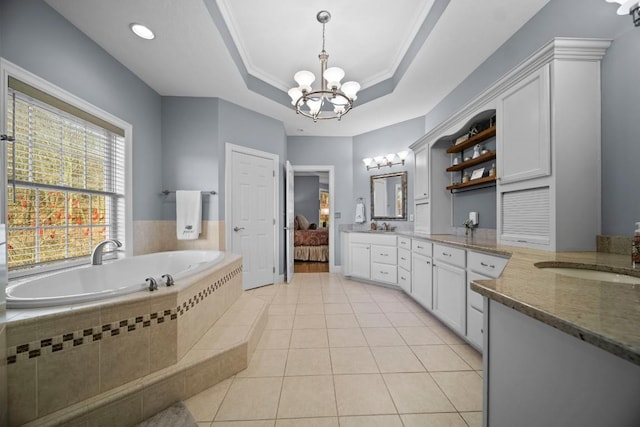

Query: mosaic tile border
[[177, 265, 243, 316], [6, 263, 243, 366]]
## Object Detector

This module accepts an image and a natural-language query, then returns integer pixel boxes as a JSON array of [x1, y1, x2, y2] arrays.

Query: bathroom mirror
[[370, 171, 408, 220]]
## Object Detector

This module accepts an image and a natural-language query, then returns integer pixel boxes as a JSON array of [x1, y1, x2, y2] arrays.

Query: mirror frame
[[370, 171, 408, 221]]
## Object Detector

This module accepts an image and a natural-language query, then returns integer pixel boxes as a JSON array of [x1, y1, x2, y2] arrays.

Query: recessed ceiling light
[[130, 23, 155, 40]]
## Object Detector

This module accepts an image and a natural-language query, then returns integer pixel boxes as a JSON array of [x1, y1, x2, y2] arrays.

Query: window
[[5, 76, 126, 272]]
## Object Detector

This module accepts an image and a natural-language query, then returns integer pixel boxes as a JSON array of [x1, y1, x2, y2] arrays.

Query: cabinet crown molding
[[410, 37, 611, 151]]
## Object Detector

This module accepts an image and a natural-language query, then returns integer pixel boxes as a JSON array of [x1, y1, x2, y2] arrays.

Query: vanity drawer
[[412, 239, 432, 257], [467, 272, 486, 312], [398, 248, 411, 271], [398, 236, 411, 249], [398, 267, 411, 293], [434, 244, 466, 268], [371, 262, 397, 284], [467, 251, 509, 278], [466, 305, 483, 350], [371, 245, 397, 265]]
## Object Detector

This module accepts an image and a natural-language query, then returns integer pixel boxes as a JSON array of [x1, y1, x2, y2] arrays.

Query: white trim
[[410, 38, 611, 151], [224, 142, 279, 285], [0, 58, 133, 269], [292, 165, 336, 272]]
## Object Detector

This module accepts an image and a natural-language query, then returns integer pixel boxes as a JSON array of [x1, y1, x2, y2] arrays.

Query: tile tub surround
[[21, 292, 268, 427], [6, 253, 242, 426], [597, 234, 633, 256], [133, 220, 225, 255]]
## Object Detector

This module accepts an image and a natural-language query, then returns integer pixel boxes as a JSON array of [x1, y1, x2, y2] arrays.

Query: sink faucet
[[91, 239, 122, 265], [382, 222, 389, 231]]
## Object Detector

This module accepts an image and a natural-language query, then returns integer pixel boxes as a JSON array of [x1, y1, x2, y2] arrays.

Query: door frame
[[292, 165, 336, 272], [225, 143, 280, 285]]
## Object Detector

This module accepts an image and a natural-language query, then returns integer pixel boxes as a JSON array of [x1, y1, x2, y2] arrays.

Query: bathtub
[[6, 250, 224, 308]]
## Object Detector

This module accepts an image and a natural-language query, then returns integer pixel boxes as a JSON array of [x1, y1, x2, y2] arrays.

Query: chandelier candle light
[[288, 11, 361, 122]]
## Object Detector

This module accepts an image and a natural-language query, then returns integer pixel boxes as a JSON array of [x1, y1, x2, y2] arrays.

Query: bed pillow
[[294, 217, 300, 230], [296, 214, 310, 230]]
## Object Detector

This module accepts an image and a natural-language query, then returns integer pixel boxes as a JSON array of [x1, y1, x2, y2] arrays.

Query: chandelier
[[288, 11, 361, 122], [606, 0, 640, 26]]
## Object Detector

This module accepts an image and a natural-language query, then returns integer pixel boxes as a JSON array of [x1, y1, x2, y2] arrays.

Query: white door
[[230, 148, 276, 290], [285, 161, 294, 283]]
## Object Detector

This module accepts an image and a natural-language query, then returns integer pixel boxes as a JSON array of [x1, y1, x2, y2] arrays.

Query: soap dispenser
[[633, 222, 640, 268]]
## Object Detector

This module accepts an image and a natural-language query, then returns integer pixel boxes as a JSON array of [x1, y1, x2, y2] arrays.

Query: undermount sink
[[538, 267, 640, 285]]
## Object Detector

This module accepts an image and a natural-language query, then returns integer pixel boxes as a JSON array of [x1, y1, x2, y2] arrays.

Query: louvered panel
[[501, 187, 550, 244]]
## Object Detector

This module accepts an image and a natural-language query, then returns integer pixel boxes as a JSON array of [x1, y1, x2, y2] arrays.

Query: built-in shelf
[[446, 126, 497, 154], [446, 151, 496, 172], [446, 176, 497, 191]]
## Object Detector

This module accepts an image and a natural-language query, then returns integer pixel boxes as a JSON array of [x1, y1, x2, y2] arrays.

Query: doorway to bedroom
[[292, 168, 332, 274]]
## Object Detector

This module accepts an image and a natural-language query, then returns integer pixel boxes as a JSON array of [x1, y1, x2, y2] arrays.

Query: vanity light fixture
[[130, 23, 155, 40], [362, 151, 409, 171], [605, 0, 640, 26]]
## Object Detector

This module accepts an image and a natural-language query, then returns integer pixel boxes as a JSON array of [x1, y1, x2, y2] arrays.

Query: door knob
[[233, 226, 245, 232]]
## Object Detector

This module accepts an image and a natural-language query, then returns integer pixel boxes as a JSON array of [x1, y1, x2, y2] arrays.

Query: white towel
[[355, 202, 366, 224], [176, 190, 202, 240]]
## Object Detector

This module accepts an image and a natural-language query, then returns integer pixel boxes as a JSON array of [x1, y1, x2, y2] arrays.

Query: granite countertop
[[343, 229, 640, 366]]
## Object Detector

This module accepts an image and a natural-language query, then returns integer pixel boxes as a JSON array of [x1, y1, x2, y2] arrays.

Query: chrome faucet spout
[[91, 239, 123, 265]]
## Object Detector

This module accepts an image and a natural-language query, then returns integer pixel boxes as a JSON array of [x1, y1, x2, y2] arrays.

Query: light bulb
[[130, 23, 155, 40], [386, 153, 396, 163], [341, 81, 361, 100], [288, 88, 302, 105], [373, 156, 384, 164], [324, 67, 345, 89], [397, 151, 409, 160], [616, 0, 638, 14], [307, 99, 322, 115], [294, 71, 315, 93], [362, 158, 373, 166], [334, 105, 346, 115]]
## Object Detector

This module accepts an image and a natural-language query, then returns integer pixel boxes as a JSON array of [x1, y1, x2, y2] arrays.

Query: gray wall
[[353, 117, 425, 231], [294, 176, 320, 225], [0, 0, 163, 221], [287, 136, 353, 265]]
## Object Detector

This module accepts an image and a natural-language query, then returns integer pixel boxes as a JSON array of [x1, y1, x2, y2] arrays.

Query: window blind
[[6, 81, 125, 270]]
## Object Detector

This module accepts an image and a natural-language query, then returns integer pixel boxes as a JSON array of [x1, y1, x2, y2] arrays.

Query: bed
[[294, 215, 329, 262]]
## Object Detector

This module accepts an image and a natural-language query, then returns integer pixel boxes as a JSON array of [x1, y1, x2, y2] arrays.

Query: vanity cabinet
[[349, 243, 371, 280], [412, 252, 433, 309], [397, 237, 412, 293], [414, 147, 429, 201], [432, 244, 466, 335], [342, 232, 397, 284]]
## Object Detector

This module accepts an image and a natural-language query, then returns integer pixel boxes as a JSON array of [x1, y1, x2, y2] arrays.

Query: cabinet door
[[497, 65, 551, 184], [412, 253, 433, 310], [433, 262, 466, 334], [414, 147, 429, 200], [349, 243, 370, 280]]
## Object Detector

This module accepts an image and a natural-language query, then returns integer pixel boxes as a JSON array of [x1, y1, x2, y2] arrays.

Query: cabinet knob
[[442, 252, 452, 257]]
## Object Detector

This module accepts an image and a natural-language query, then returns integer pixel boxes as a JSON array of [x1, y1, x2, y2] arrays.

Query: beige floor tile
[[414, 311, 441, 327], [384, 312, 424, 327], [324, 303, 353, 314], [460, 411, 483, 427], [236, 349, 288, 378], [325, 314, 359, 329], [377, 302, 411, 313], [431, 371, 483, 412], [351, 302, 382, 314], [330, 347, 379, 374], [396, 327, 444, 345], [289, 328, 328, 348], [296, 303, 325, 315], [213, 421, 275, 427], [285, 348, 332, 376], [400, 413, 467, 427], [197, 422, 210, 427], [339, 414, 403, 427], [257, 330, 291, 350], [382, 373, 455, 414], [276, 417, 338, 427], [184, 377, 233, 422], [277, 375, 337, 418], [268, 304, 297, 315], [333, 374, 396, 416], [266, 315, 294, 330], [362, 327, 405, 346], [298, 295, 324, 304], [411, 345, 473, 372], [355, 313, 392, 328], [450, 345, 483, 370], [323, 294, 349, 303], [328, 328, 367, 347], [215, 377, 282, 421], [298, 286, 323, 296], [293, 314, 326, 329], [346, 294, 375, 303], [271, 295, 299, 305], [430, 324, 466, 344], [370, 346, 425, 373]]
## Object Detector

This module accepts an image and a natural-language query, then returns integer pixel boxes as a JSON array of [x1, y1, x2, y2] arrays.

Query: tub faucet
[[146, 277, 158, 291], [161, 274, 175, 287], [91, 239, 123, 265]]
